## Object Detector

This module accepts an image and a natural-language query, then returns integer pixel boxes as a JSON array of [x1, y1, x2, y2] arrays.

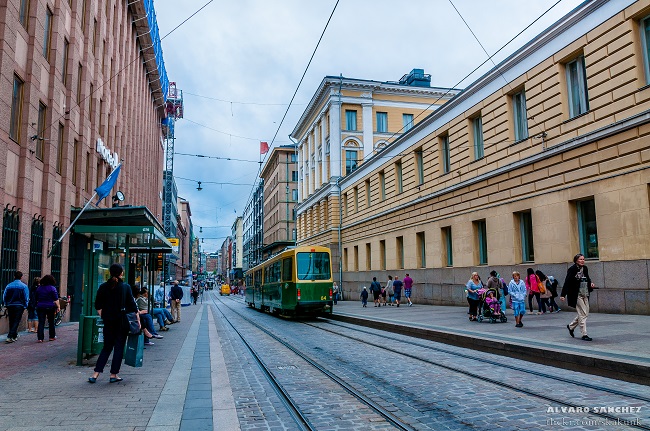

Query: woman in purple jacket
[[35, 274, 60, 342]]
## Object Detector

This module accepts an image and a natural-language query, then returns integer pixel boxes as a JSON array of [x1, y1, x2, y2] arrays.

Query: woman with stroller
[[465, 272, 482, 321], [486, 271, 504, 314]]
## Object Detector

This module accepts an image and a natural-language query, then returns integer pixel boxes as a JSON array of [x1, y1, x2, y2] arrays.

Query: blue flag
[[95, 163, 122, 203]]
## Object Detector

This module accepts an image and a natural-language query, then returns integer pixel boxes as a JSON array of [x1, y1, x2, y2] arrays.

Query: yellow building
[[291, 70, 461, 284], [295, 0, 650, 314]]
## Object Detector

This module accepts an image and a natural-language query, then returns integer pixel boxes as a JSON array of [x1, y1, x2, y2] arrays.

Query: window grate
[[1, 206, 20, 303], [29, 216, 44, 285], [51, 224, 63, 285]]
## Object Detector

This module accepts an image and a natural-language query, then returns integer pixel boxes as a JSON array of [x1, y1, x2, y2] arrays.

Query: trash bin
[[81, 315, 104, 355]]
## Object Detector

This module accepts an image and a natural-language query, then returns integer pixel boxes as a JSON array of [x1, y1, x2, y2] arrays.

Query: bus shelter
[[70, 206, 172, 365]]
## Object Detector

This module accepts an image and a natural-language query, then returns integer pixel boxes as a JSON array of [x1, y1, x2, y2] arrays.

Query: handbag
[[124, 333, 144, 367], [536, 276, 546, 295], [120, 283, 141, 335]]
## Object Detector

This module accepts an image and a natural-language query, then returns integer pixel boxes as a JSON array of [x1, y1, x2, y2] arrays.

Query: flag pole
[[47, 191, 97, 258]]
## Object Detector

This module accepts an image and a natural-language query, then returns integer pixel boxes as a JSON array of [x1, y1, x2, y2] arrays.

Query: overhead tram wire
[[174, 152, 260, 163], [243, 0, 340, 209], [181, 117, 289, 143], [358, 0, 564, 166], [39, 0, 216, 141], [184, 92, 307, 106]]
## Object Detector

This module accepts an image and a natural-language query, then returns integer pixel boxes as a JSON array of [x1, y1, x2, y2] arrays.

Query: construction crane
[[162, 82, 183, 282]]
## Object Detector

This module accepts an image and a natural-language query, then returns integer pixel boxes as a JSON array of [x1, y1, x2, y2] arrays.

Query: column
[[362, 103, 374, 164], [320, 117, 327, 183], [308, 132, 314, 195], [329, 100, 342, 177], [297, 142, 303, 202]]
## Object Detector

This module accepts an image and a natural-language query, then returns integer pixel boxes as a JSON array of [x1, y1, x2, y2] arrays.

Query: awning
[[71, 206, 172, 253]]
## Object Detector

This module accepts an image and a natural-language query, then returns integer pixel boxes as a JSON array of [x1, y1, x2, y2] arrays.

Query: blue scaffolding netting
[[144, 0, 169, 101]]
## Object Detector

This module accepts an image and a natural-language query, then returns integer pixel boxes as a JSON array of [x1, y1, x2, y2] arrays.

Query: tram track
[[302, 319, 650, 430], [217, 295, 649, 430], [210, 294, 415, 431], [310, 319, 650, 404]]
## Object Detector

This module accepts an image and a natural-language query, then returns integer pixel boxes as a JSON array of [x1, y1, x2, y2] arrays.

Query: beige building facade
[[260, 145, 297, 258], [292, 70, 461, 283], [297, 0, 650, 314]]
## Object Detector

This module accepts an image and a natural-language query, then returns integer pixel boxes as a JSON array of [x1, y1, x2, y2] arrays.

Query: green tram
[[244, 246, 333, 316]]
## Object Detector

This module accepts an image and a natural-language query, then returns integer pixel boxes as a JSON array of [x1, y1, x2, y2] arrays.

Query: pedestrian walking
[[3, 271, 29, 344], [26, 277, 40, 333], [393, 276, 403, 307], [35, 275, 60, 342], [169, 281, 183, 322], [385, 276, 394, 305], [524, 268, 542, 314], [546, 276, 561, 312], [360, 286, 368, 307], [191, 287, 199, 305], [403, 273, 413, 306], [509, 271, 527, 328], [486, 270, 503, 312], [370, 277, 382, 307], [332, 282, 339, 305], [561, 253, 595, 341], [88, 263, 139, 384], [536, 270, 551, 314], [380, 283, 387, 306]]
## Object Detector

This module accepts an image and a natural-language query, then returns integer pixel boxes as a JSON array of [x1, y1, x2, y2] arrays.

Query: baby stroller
[[476, 287, 507, 323]]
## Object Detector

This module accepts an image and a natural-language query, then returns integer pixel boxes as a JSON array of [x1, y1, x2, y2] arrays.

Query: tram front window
[[297, 252, 331, 280]]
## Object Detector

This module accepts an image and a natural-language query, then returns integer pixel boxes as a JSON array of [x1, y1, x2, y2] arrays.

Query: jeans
[[549, 297, 560, 310], [140, 313, 157, 336], [6, 305, 24, 339], [94, 319, 127, 375], [153, 308, 173, 328], [37, 307, 56, 340], [500, 295, 507, 313]]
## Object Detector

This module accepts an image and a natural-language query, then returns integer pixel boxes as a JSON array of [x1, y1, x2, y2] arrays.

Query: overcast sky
[[153, 0, 585, 253]]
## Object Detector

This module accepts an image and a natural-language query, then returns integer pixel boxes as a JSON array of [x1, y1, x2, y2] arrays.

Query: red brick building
[[0, 0, 167, 333]]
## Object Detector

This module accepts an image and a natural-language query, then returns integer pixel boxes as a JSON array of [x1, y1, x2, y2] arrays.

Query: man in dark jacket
[[560, 253, 595, 341], [3, 271, 29, 343], [169, 281, 183, 323], [370, 277, 382, 307]]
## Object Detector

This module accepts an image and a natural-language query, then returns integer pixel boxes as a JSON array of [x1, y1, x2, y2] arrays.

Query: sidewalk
[[0, 301, 238, 431], [330, 299, 650, 385]]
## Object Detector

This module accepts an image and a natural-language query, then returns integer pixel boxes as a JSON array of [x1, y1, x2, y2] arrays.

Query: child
[[485, 290, 501, 315], [508, 271, 527, 328], [360, 286, 368, 307]]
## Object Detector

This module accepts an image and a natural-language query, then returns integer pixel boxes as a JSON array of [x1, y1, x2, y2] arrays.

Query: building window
[[85, 151, 91, 191], [291, 153, 297, 162], [642, 16, 650, 84], [19, 0, 30, 30], [416, 232, 426, 268], [345, 150, 357, 175], [475, 220, 488, 265], [343, 248, 348, 272], [76, 63, 83, 104], [403, 114, 414, 132], [379, 240, 386, 270], [345, 110, 357, 131], [51, 224, 63, 285], [566, 55, 589, 118], [81, 0, 87, 33], [442, 227, 453, 267], [56, 124, 64, 174], [36, 102, 47, 161], [353, 186, 358, 212], [577, 198, 599, 259], [395, 161, 403, 194], [519, 211, 534, 263], [62, 38, 70, 86], [365, 243, 371, 271], [396, 236, 404, 269], [365, 179, 371, 208], [72, 139, 79, 185], [291, 170, 298, 181], [291, 189, 298, 201], [343, 193, 348, 217], [415, 149, 424, 185], [10, 74, 24, 142], [1, 207, 20, 297], [353, 246, 359, 271], [92, 19, 98, 54], [379, 171, 385, 201], [473, 116, 484, 160], [43, 7, 53, 61], [376, 112, 388, 133], [29, 217, 44, 284], [513, 90, 528, 141], [441, 135, 450, 174]]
